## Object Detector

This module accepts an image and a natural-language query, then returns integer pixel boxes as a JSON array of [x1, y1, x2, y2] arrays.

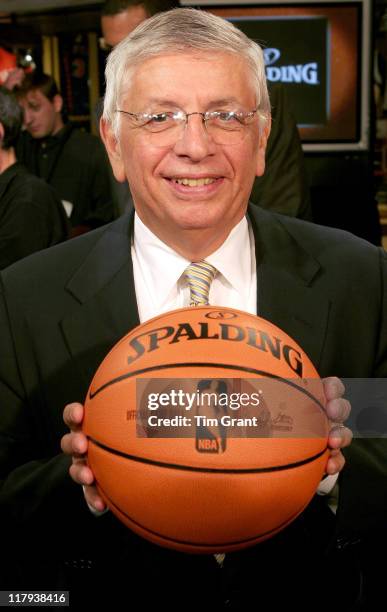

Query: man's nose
[[173, 114, 217, 161]]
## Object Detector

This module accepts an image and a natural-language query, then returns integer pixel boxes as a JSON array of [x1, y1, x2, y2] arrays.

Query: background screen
[[208, 4, 361, 146]]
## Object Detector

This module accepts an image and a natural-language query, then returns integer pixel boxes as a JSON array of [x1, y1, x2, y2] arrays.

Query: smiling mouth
[[168, 177, 220, 187]]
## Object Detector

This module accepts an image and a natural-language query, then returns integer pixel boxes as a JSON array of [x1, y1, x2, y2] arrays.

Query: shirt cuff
[[316, 473, 339, 495]]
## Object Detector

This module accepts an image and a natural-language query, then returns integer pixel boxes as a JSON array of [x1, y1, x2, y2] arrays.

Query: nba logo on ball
[[83, 307, 329, 553]]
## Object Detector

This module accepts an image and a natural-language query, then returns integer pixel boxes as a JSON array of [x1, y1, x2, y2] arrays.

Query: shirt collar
[[38, 123, 71, 148], [205, 216, 251, 297], [133, 213, 190, 310], [133, 212, 251, 309]]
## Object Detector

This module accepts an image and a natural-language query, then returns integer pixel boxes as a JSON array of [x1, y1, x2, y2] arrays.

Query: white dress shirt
[[132, 212, 257, 322]]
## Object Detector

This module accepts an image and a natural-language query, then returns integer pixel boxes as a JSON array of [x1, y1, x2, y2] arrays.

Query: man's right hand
[[61, 402, 107, 512]]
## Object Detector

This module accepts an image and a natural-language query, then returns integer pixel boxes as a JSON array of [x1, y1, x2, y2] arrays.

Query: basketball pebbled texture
[[83, 306, 329, 553]]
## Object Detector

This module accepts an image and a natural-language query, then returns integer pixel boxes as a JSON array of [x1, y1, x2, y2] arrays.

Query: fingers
[[63, 402, 84, 430], [61, 402, 105, 512], [322, 376, 345, 401], [69, 459, 106, 512], [322, 377, 352, 479], [328, 424, 353, 450], [325, 397, 351, 423], [69, 460, 94, 486], [70, 463, 106, 512], [325, 449, 346, 475], [61, 403, 87, 456], [61, 400, 91, 483], [323, 376, 351, 422], [84, 485, 107, 513], [61, 430, 88, 456], [323, 378, 353, 455]]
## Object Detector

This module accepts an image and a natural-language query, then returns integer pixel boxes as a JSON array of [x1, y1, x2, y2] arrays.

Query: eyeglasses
[[115, 108, 260, 146]]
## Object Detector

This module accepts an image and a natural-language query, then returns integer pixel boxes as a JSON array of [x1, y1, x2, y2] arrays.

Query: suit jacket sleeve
[[0, 218, 137, 562], [0, 177, 68, 270], [250, 83, 312, 220], [337, 248, 387, 537], [0, 276, 104, 557]]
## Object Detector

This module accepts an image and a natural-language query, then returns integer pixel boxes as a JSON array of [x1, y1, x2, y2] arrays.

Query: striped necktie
[[184, 261, 217, 306], [184, 260, 224, 566]]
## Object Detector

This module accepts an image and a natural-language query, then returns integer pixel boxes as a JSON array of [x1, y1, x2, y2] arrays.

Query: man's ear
[[0, 122, 4, 145], [100, 118, 126, 182], [53, 94, 63, 113], [255, 116, 271, 178]]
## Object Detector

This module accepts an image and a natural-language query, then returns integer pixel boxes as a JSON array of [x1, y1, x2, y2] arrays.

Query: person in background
[[15, 72, 115, 237], [99, 0, 312, 219], [0, 86, 68, 269], [100, 0, 179, 51]]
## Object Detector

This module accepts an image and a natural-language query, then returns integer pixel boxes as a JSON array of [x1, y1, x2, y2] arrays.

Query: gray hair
[[103, 7, 271, 138]]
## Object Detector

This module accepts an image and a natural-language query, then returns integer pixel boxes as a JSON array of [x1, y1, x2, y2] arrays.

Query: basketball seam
[[96, 482, 311, 548], [88, 362, 325, 411], [88, 438, 329, 473]]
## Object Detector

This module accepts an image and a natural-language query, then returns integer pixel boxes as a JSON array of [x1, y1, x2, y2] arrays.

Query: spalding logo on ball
[[83, 307, 329, 554]]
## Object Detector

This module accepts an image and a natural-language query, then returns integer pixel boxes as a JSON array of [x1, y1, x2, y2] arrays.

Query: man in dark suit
[[0, 87, 68, 269], [0, 9, 385, 610], [15, 72, 115, 237]]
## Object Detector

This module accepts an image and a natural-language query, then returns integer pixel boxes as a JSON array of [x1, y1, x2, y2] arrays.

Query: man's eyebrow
[[141, 98, 181, 108], [207, 98, 245, 107], [140, 97, 244, 108]]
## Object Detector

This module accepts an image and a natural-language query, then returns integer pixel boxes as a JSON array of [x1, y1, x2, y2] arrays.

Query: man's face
[[101, 5, 148, 49], [102, 52, 270, 252], [19, 89, 63, 139]]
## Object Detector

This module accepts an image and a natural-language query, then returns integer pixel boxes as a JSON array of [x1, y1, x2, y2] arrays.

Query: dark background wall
[[306, 153, 381, 246]]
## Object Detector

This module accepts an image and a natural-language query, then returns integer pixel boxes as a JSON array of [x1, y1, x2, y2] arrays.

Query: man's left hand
[[323, 376, 353, 475]]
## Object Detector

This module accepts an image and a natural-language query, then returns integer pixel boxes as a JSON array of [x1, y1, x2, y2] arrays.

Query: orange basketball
[[83, 306, 329, 554]]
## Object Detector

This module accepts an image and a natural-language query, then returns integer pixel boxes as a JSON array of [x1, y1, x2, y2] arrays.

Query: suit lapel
[[59, 206, 330, 384], [248, 205, 331, 372], [60, 213, 140, 387]]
